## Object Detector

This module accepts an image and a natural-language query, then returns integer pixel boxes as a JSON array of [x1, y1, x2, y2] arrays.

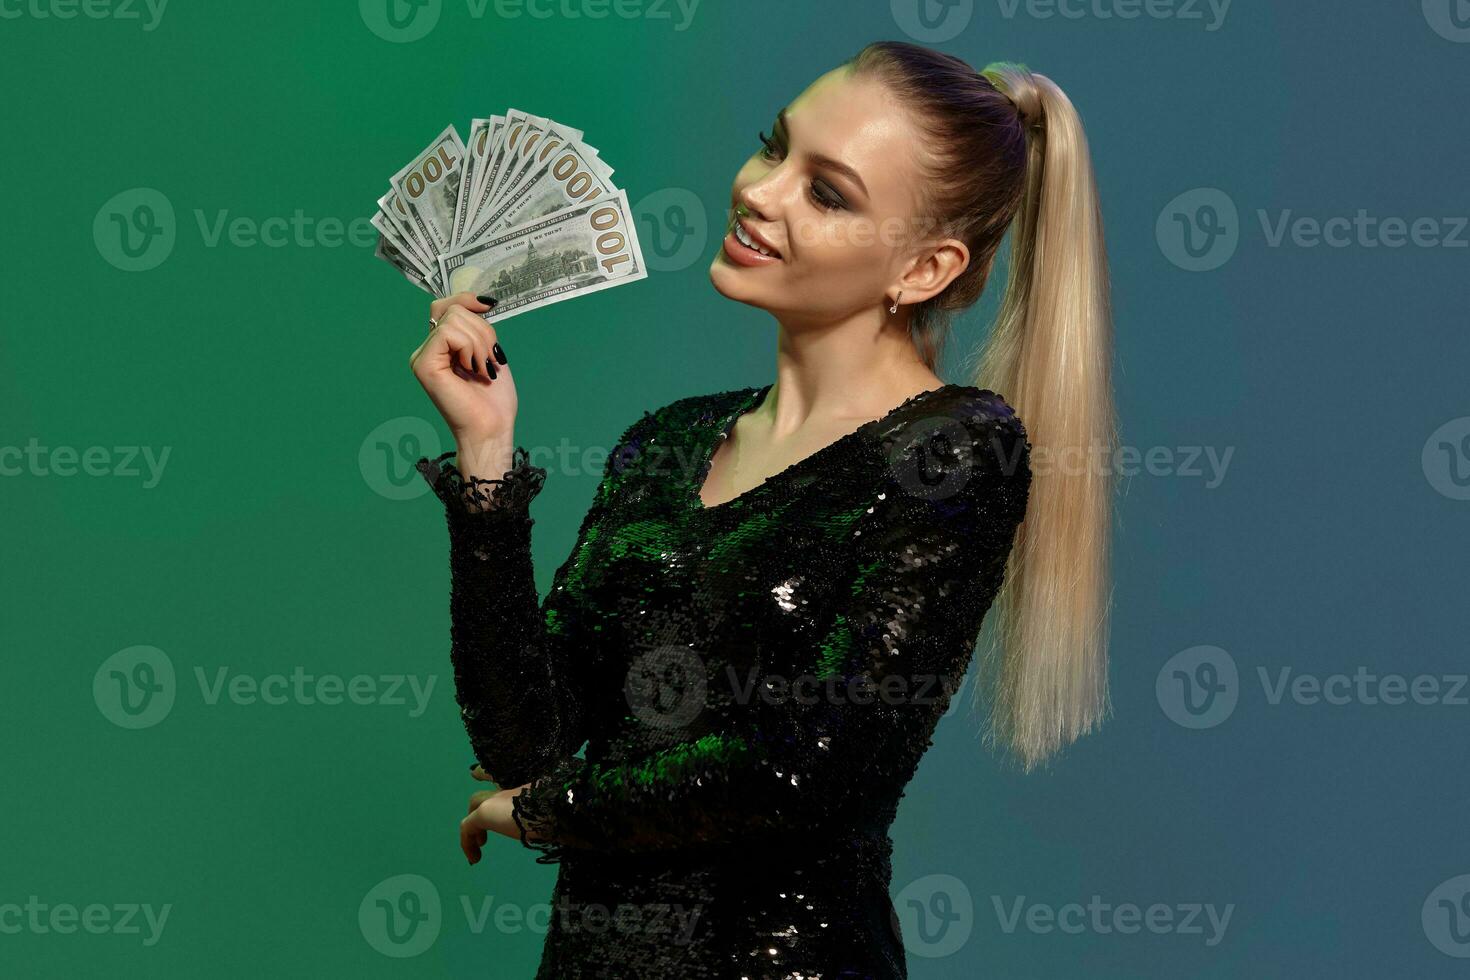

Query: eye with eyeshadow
[[756, 129, 847, 213]]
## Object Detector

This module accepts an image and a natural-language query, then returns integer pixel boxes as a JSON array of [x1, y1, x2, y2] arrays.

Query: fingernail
[[492, 343, 507, 365], [486, 359, 498, 380], [477, 294, 498, 308]]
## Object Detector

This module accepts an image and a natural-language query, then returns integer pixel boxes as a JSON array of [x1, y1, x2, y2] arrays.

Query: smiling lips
[[724, 216, 783, 266]]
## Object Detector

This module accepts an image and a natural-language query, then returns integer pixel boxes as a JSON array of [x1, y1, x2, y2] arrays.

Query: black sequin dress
[[416, 382, 1031, 979]]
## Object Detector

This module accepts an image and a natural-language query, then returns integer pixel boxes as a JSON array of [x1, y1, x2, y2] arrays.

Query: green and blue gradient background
[[3, 1, 1468, 976]]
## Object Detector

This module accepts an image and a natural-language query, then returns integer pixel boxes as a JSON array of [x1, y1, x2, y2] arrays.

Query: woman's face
[[708, 67, 962, 326]]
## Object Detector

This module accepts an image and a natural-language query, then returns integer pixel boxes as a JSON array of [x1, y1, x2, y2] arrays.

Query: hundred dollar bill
[[451, 116, 497, 248], [437, 188, 647, 323], [483, 112, 548, 217], [374, 235, 434, 295], [371, 210, 428, 274], [475, 111, 594, 234], [376, 188, 434, 268], [460, 125, 618, 248], [482, 125, 603, 226], [391, 125, 464, 255], [470, 108, 532, 235]]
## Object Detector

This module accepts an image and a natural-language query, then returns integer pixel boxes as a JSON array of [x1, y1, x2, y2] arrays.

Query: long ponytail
[[845, 44, 1118, 771], [973, 64, 1117, 770]]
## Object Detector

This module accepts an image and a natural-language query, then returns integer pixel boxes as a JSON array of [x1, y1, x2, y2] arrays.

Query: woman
[[408, 40, 1116, 979]]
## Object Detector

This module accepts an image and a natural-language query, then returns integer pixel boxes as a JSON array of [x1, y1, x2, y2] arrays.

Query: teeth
[[734, 222, 773, 256]]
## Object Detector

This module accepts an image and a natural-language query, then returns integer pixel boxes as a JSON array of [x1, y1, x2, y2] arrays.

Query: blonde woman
[[409, 39, 1116, 979]]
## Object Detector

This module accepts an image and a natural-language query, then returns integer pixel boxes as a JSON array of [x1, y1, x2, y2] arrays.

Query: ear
[[893, 238, 970, 306]]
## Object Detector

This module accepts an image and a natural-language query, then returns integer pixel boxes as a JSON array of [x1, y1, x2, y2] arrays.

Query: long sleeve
[[509, 402, 1032, 863], [416, 410, 658, 788]]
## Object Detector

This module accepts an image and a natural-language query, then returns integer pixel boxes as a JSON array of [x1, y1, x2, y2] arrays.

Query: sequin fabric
[[416, 382, 1031, 979]]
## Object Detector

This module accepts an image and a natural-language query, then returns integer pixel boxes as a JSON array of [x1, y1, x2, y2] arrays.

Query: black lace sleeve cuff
[[509, 757, 584, 865], [416, 446, 548, 516]]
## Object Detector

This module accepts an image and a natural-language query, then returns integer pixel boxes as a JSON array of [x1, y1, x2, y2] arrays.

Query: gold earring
[[889, 290, 902, 314]]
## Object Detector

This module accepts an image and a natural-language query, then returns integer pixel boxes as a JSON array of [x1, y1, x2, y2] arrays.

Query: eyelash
[[757, 129, 845, 212]]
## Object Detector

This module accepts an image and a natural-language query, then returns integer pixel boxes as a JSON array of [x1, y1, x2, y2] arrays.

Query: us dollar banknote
[[372, 113, 647, 318], [436, 188, 647, 322]]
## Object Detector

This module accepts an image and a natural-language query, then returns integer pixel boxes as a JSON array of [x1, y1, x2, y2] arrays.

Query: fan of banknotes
[[372, 110, 647, 322]]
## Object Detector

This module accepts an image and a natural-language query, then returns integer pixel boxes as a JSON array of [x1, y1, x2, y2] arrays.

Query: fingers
[[470, 764, 495, 782], [442, 306, 499, 381], [430, 291, 496, 323], [460, 815, 482, 865]]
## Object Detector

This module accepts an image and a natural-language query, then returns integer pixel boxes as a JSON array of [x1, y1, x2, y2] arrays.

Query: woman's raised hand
[[409, 293, 515, 443]]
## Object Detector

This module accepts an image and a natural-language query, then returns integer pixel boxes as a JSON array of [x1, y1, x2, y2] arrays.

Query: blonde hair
[[847, 44, 1118, 770]]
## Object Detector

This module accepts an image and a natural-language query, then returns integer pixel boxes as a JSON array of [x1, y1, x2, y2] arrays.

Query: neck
[[758, 306, 940, 436]]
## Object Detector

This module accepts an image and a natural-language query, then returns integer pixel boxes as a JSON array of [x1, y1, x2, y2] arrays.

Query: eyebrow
[[776, 107, 869, 198]]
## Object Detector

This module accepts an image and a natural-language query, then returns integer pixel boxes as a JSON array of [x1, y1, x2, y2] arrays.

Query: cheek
[[789, 215, 895, 279]]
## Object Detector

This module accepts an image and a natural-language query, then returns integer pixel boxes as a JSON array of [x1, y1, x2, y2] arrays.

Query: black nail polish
[[477, 294, 498, 308], [486, 359, 498, 380], [492, 342, 507, 365]]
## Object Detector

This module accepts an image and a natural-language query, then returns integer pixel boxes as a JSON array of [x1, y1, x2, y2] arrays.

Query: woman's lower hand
[[461, 784, 532, 865]]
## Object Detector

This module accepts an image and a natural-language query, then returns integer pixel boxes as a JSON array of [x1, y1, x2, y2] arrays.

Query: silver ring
[[428, 315, 440, 333]]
